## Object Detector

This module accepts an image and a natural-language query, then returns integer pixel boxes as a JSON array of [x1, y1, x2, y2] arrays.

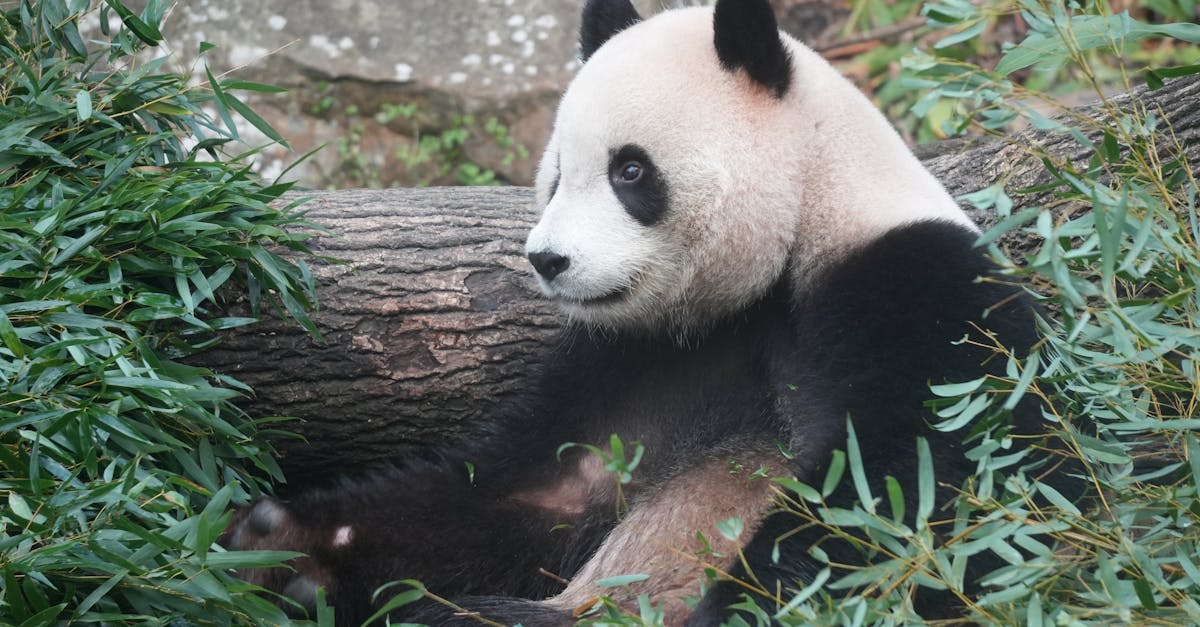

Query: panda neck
[[568, 277, 795, 350], [784, 45, 977, 289]]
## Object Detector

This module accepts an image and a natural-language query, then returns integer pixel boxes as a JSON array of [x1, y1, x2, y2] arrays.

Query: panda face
[[527, 1, 976, 337], [525, 9, 802, 337]]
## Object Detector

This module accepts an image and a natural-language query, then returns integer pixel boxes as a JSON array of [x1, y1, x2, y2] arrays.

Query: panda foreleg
[[222, 460, 589, 625]]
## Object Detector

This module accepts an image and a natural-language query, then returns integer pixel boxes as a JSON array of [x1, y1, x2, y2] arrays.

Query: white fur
[[526, 7, 973, 336]]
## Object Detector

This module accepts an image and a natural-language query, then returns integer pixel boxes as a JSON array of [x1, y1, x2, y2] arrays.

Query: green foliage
[[1, 1, 317, 623], [907, 0, 1200, 134], [318, 88, 529, 189], [851, 0, 1200, 142], [390, 107, 529, 187]]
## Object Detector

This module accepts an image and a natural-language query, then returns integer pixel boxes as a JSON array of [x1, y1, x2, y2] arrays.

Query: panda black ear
[[580, 0, 642, 62], [713, 0, 792, 98]]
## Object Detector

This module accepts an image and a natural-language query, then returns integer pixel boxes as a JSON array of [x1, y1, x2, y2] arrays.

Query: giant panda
[[224, 0, 1052, 624]]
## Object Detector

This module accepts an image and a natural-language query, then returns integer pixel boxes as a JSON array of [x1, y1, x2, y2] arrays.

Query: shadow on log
[[197, 75, 1200, 481]]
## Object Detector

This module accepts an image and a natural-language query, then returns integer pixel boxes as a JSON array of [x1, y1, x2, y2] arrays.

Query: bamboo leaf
[[845, 420, 874, 514], [103, 0, 162, 45], [76, 89, 93, 121], [597, 573, 651, 587]]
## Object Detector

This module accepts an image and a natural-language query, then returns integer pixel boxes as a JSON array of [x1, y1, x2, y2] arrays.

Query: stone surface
[[174, 0, 581, 97], [89, 0, 588, 187]]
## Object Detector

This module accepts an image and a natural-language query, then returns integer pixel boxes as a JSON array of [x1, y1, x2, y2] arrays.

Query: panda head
[[525, 0, 970, 338]]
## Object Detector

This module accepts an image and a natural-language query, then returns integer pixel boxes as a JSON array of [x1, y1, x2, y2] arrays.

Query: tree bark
[[200, 74, 1200, 479], [202, 187, 560, 480]]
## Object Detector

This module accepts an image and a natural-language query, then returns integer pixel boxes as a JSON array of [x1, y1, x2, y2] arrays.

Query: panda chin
[[571, 285, 632, 306], [553, 282, 643, 327], [551, 272, 641, 308]]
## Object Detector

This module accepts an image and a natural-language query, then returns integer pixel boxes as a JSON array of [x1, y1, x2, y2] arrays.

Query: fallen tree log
[[198, 74, 1200, 480]]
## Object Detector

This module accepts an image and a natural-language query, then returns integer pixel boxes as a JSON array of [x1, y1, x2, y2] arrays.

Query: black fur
[[580, 0, 641, 61], [224, 220, 1052, 625], [609, 144, 669, 226], [713, 0, 793, 98]]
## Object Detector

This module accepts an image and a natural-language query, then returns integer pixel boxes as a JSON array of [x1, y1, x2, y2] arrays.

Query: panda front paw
[[223, 498, 333, 616]]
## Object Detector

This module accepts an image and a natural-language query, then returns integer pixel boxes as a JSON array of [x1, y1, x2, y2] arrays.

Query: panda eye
[[617, 161, 644, 184], [608, 144, 668, 226]]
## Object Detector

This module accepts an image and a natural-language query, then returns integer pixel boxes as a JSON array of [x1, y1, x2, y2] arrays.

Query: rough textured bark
[[199, 74, 1200, 479], [202, 187, 560, 479]]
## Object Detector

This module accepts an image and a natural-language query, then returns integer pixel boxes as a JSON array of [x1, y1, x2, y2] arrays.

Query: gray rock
[[93, 0, 588, 187], [172, 0, 581, 98]]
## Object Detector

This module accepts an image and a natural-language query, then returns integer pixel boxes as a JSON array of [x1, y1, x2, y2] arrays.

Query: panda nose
[[528, 251, 570, 281]]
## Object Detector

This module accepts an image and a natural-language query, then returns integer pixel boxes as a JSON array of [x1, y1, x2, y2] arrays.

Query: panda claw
[[282, 575, 321, 612], [248, 498, 287, 536]]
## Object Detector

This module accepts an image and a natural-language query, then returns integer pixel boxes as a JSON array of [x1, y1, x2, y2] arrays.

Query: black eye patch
[[608, 144, 668, 226]]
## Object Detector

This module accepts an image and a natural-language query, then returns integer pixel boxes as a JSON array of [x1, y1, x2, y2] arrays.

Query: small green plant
[[316, 91, 528, 188], [1, 1, 318, 623], [558, 434, 646, 515], [396, 110, 522, 187], [335, 114, 377, 187], [376, 101, 419, 124], [484, 115, 531, 171]]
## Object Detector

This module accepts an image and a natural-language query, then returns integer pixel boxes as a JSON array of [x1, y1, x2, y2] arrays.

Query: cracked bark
[[197, 74, 1200, 480]]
